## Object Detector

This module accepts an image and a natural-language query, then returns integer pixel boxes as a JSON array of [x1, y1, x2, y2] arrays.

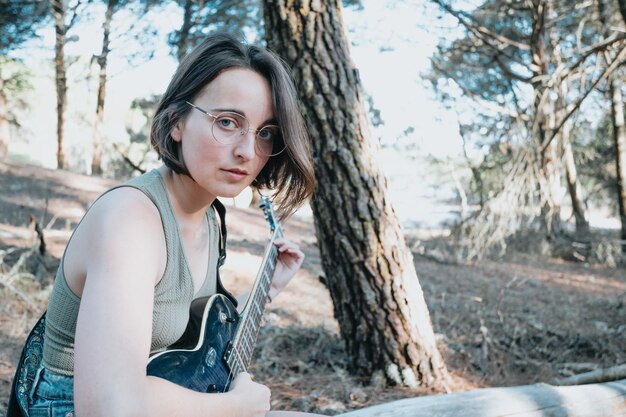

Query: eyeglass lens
[[211, 112, 284, 156]]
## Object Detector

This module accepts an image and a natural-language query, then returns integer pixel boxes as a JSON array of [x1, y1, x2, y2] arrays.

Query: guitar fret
[[229, 200, 281, 374], [227, 343, 245, 375], [243, 325, 254, 362]]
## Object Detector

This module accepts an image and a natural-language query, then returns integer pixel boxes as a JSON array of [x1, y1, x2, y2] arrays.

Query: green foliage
[[127, 95, 160, 144], [167, 0, 263, 59], [573, 112, 619, 213], [429, 0, 622, 221], [0, 56, 35, 130], [0, 57, 33, 96], [365, 94, 384, 128], [103, 94, 161, 179], [342, 0, 363, 10], [0, 0, 49, 54]]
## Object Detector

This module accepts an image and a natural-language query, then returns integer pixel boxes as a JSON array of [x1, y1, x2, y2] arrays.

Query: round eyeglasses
[[185, 101, 286, 157]]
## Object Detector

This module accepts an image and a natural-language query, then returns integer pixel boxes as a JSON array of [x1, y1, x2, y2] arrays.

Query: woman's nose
[[234, 130, 257, 160]]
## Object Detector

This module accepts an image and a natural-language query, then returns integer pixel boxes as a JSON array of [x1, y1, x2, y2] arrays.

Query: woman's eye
[[258, 127, 278, 141], [217, 118, 238, 130]]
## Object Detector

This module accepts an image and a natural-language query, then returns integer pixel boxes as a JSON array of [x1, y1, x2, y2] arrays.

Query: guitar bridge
[[223, 341, 235, 373]]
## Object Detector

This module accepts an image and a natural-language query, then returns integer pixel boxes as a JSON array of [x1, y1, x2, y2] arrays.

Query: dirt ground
[[0, 160, 624, 415]]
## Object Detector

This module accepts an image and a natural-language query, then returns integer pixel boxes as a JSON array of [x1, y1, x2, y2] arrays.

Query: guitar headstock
[[258, 194, 279, 232]]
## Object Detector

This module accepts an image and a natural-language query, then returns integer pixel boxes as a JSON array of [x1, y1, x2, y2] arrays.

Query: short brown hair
[[151, 33, 314, 218]]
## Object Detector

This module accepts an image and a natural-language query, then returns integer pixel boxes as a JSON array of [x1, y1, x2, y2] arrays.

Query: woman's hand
[[228, 372, 271, 417], [269, 237, 304, 301]]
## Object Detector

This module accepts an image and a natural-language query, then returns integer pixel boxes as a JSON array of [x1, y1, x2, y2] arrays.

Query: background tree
[[168, 0, 261, 61], [91, 0, 121, 176], [429, 0, 626, 258], [51, 0, 84, 170], [91, 0, 157, 176], [263, 0, 450, 389], [0, 0, 48, 159], [598, 0, 626, 253]]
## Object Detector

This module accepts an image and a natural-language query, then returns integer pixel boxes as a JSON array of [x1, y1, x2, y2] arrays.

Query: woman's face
[[171, 67, 273, 200]]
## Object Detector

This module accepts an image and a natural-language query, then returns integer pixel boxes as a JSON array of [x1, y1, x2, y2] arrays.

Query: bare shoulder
[[88, 186, 161, 226], [64, 186, 166, 296]]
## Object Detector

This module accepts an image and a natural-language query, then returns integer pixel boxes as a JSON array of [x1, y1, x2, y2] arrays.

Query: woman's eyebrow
[[212, 108, 278, 125], [211, 107, 245, 116]]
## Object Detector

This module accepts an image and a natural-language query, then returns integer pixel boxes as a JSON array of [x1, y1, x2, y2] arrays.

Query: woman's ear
[[171, 123, 183, 142]]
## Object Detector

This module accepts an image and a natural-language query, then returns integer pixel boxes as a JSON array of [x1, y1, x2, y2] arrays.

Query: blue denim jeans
[[28, 365, 75, 417]]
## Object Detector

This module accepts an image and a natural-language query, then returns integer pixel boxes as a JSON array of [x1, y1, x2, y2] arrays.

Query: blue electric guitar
[[146, 196, 282, 393]]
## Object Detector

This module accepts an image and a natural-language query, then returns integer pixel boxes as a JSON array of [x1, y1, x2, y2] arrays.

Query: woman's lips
[[221, 168, 248, 180]]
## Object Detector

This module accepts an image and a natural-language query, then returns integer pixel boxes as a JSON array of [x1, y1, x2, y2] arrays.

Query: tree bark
[[599, 0, 626, 253], [609, 76, 626, 253], [0, 78, 9, 159], [91, 0, 118, 176], [262, 0, 449, 389], [563, 131, 589, 235], [555, 67, 589, 235], [51, 0, 67, 170], [530, 0, 562, 239]]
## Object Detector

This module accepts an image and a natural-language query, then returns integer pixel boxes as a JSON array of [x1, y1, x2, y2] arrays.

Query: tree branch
[[541, 42, 626, 154], [112, 142, 146, 174], [432, 61, 530, 121], [432, 0, 531, 51]]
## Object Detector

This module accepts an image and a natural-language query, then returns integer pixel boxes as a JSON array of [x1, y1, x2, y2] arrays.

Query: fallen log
[[338, 379, 626, 417], [554, 364, 626, 386]]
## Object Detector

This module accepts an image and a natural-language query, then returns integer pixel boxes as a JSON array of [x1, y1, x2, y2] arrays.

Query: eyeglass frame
[[184, 101, 286, 157]]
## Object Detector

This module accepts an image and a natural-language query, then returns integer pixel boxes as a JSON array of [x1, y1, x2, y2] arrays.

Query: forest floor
[[0, 159, 624, 415]]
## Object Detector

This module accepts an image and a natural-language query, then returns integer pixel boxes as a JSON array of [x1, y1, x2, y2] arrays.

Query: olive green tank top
[[42, 169, 220, 376]]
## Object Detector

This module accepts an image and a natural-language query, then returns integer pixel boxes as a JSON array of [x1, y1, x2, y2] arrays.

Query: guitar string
[[220, 218, 281, 393], [222, 344, 245, 393]]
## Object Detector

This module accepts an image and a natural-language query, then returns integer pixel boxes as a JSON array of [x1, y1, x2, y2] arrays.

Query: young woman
[[20, 33, 318, 417]]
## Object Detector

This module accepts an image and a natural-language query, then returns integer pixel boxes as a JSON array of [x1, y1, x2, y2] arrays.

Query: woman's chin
[[217, 187, 254, 206]]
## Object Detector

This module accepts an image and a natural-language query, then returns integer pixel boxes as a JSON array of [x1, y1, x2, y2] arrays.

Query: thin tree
[[91, 0, 120, 176], [598, 0, 626, 253], [263, 0, 450, 389], [51, 0, 82, 170]]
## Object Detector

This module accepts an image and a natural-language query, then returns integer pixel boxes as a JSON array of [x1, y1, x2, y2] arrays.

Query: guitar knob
[[219, 312, 227, 324]]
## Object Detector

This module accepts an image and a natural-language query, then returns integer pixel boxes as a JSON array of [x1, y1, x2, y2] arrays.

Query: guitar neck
[[226, 226, 283, 374]]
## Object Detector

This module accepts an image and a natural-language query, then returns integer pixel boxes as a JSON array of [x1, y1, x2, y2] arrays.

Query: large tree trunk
[[91, 0, 117, 176], [51, 0, 67, 170], [0, 78, 9, 159], [263, 0, 449, 390], [599, 0, 626, 253]]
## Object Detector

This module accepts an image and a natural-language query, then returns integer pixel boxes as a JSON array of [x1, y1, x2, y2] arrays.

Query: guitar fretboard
[[226, 226, 283, 375]]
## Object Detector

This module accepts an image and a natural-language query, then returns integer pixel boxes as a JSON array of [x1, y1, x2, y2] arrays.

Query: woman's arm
[[71, 189, 269, 417]]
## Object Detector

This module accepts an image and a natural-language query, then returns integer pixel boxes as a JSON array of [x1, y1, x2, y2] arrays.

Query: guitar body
[[146, 294, 240, 393]]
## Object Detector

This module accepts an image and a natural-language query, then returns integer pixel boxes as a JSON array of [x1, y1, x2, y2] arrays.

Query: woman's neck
[[158, 165, 215, 226]]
